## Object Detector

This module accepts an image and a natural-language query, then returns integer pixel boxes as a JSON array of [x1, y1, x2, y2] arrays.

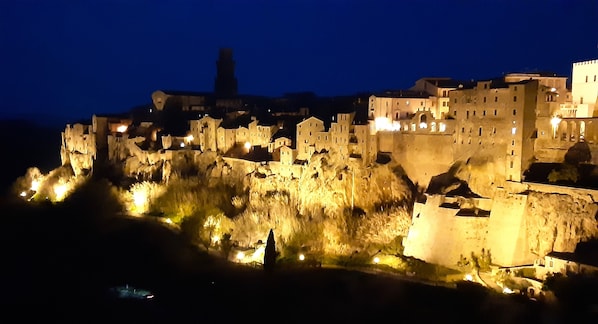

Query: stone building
[[409, 77, 467, 119], [368, 90, 433, 131], [151, 90, 213, 112], [189, 116, 222, 152], [569, 59, 598, 117], [296, 116, 325, 160], [214, 48, 238, 98], [449, 78, 539, 183]]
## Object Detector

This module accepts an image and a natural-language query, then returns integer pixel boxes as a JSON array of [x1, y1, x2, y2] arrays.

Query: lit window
[[439, 123, 446, 132], [512, 127, 516, 135]]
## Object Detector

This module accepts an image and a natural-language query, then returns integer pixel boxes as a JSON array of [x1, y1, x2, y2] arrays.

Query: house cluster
[[57, 50, 598, 275], [61, 56, 598, 185]]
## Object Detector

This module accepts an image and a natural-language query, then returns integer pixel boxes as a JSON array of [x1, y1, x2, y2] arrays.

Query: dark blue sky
[[1, 0, 597, 126]]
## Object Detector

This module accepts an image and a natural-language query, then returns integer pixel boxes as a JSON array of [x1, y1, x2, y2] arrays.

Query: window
[[454, 98, 457, 103], [478, 127, 482, 136], [493, 127, 496, 134], [483, 97, 486, 103], [511, 150, 514, 155], [473, 110, 476, 116], [494, 109, 497, 116], [513, 109, 516, 116], [512, 140, 515, 145], [510, 161, 514, 168], [513, 96, 517, 102], [586, 76, 589, 82], [514, 86, 517, 91], [581, 97, 584, 104], [466, 111, 469, 118], [461, 127, 465, 133], [454, 110, 457, 116], [495, 96, 498, 102], [512, 127, 516, 135]]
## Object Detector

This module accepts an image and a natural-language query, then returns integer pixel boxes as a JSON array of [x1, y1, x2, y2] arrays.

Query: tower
[[214, 48, 238, 98]]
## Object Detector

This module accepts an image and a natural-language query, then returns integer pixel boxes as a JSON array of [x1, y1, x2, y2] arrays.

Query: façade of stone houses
[[59, 58, 598, 270]]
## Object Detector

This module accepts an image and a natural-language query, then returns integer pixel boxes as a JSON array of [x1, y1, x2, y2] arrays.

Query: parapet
[[573, 59, 598, 66]]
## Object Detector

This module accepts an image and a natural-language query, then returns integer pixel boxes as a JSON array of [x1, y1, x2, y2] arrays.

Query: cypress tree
[[264, 228, 276, 272]]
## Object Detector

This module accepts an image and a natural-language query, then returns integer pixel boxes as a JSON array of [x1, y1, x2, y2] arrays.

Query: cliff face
[[526, 191, 598, 256], [204, 151, 416, 254]]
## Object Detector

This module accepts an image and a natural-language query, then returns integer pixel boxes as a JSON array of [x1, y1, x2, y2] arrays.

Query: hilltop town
[[17, 49, 598, 288]]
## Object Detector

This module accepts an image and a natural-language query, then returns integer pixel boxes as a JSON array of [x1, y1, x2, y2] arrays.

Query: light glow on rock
[[54, 183, 68, 201]]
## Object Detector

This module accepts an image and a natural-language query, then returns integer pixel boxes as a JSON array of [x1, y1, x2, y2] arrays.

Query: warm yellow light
[[30, 179, 39, 191], [464, 274, 473, 281], [550, 116, 561, 128], [54, 183, 68, 201], [180, 142, 185, 148], [165, 218, 173, 224], [374, 117, 401, 131], [212, 235, 220, 243], [299, 254, 305, 261], [502, 287, 514, 294], [186, 135, 194, 143], [20, 191, 27, 197], [133, 190, 148, 211], [236, 252, 245, 260], [419, 122, 427, 129], [439, 123, 446, 132], [117, 125, 128, 133], [373, 257, 380, 264], [244, 142, 251, 151]]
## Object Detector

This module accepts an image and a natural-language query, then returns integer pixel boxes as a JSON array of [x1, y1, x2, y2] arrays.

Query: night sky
[[1, 0, 597, 126]]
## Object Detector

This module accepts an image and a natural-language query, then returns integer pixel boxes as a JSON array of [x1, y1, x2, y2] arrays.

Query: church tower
[[214, 48, 238, 98]]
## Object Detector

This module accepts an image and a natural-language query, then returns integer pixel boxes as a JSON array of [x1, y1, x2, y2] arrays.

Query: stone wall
[[403, 183, 598, 268], [388, 132, 455, 187], [403, 195, 489, 267]]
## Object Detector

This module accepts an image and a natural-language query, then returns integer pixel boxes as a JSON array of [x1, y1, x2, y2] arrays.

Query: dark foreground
[[0, 198, 591, 324]]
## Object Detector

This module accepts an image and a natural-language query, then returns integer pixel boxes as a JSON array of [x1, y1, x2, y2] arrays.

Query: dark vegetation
[[2, 178, 593, 323]]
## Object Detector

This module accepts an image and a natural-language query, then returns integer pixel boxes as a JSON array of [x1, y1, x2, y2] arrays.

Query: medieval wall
[[486, 188, 534, 267], [388, 132, 455, 187], [402, 195, 489, 267]]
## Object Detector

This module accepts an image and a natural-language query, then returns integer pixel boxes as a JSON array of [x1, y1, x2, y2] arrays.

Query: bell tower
[[214, 48, 238, 98]]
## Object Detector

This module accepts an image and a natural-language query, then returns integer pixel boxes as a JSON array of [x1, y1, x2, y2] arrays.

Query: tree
[[547, 163, 579, 183], [220, 232, 234, 260], [264, 228, 276, 272]]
